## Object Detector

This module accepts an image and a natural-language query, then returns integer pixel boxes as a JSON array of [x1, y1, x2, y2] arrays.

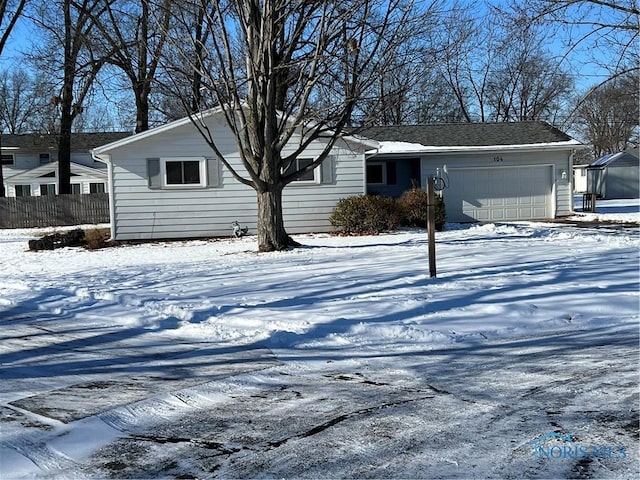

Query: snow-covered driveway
[[1, 201, 638, 479]]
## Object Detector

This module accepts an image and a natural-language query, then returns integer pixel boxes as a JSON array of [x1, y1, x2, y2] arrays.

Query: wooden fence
[[0, 193, 109, 229]]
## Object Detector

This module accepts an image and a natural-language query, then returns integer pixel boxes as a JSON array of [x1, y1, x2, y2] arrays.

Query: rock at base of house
[[28, 229, 86, 251]]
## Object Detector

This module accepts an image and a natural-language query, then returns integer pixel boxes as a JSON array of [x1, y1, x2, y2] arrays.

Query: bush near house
[[329, 195, 402, 234], [397, 188, 447, 231], [330, 190, 446, 235]]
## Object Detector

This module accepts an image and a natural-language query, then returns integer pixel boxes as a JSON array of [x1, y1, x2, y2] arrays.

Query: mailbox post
[[427, 177, 436, 278]]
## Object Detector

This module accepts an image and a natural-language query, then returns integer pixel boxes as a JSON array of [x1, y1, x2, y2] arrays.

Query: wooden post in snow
[[427, 177, 436, 278]]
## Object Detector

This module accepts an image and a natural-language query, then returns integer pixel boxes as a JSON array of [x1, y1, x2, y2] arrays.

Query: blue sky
[[0, 0, 624, 122]]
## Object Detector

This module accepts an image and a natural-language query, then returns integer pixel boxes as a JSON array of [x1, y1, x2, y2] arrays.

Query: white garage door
[[444, 166, 553, 222]]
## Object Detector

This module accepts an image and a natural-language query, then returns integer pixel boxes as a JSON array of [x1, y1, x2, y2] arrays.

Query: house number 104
[[493, 156, 503, 162]]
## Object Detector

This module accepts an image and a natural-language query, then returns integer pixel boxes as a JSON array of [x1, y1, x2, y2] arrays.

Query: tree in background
[[503, 0, 639, 152], [91, 0, 172, 133], [355, 1, 442, 126], [153, 0, 216, 121], [575, 73, 639, 157], [431, 2, 573, 123], [159, 0, 435, 251], [505, 0, 638, 80], [28, 0, 110, 194], [0, 0, 28, 197], [0, 69, 41, 133], [486, 32, 573, 122], [430, 1, 494, 122]]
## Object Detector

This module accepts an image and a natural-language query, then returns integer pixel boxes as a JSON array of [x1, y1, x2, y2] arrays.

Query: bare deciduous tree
[[487, 35, 573, 122], [503, 0, 639, 149], [575, 73, 639, 157], [29, 0, 111, 194], [0, 0, 26, 55], [91, 0, 172, 133], [430, 1, 497, 122], [152, 0, 216, 121], [0, 69, 41, 133], [434, 3, 573, 123], [0, 0, 28, 197], [159, 0, 434, 251], [503, 0, 639, 87]]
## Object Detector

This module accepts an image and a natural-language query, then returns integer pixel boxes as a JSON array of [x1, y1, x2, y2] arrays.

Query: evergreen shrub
[[397, 188, 447, 231], [329, 195, 402, 234]]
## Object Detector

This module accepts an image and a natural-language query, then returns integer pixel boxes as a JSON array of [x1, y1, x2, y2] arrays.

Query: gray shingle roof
[[360, 121, 574, 146], [1, 132, 132, 153], [590, 151, 640, 168]]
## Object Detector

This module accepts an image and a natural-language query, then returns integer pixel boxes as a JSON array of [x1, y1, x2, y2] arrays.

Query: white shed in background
[[573, 164, 589, 193]]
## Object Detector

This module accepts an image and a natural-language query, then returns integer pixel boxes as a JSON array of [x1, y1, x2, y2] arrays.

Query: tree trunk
[[256, 185, 300, 252], [58, 0, 74, 195], [58, 106, 73, 195], [135, 89, 150, 133]]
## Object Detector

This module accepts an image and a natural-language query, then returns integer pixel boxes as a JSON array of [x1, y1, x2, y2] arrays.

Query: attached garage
[[363, 122, 581, 223], [445, 165, 553, 222]]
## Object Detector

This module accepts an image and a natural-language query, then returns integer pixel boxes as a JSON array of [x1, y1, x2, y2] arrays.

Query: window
[[166, 160, 201, 185], [366, 163, 386, 185], [15, 185, 31, 197], [71, 184, 82, 195], [1, 153, 14, 166], [386, 161, 397, 185], [39, 153, 51, 164], [147, 157, 214, 189], [40, 184, 56, 195], [284, 158, 317, 182], [90, 182, 105, 193]]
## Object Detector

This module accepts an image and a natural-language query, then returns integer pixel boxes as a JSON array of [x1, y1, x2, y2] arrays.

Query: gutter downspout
[[91, 151, 116, 241]]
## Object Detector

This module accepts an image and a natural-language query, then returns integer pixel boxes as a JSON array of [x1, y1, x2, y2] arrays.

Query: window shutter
[[147, 158, 161, 189], [207, 157, 220, 187], [321, 156, 334, 184]]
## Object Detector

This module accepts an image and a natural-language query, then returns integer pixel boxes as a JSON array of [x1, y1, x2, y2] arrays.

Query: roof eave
[[367, 140, 582, 156], [91, 109, 220, 155], [92, 107, 380, 155]]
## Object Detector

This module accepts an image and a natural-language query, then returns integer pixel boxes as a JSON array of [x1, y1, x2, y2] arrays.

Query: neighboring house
[[91, 109, 376, 240], [586, 150, 640, 199], [1, 132, 130, 196], [363, 122, 581, 223]]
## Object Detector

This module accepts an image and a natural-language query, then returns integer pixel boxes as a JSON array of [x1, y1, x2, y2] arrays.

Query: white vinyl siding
[[104, 120, 366, 240]]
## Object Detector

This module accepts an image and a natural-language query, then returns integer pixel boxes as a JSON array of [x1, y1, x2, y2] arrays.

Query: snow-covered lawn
[[1, 199, 638, 479]]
